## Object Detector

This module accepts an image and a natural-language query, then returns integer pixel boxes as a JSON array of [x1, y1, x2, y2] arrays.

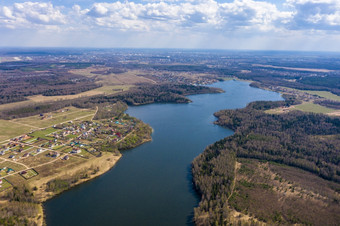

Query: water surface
[[44, 81, 283, 226]]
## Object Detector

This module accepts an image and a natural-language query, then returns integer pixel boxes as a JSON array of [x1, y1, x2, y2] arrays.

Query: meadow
[[0, 107, 96, 142]]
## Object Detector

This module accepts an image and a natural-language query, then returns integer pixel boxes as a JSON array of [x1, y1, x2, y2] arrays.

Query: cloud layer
[[0, 0, 339, 50], [1, 2, 66, 28]]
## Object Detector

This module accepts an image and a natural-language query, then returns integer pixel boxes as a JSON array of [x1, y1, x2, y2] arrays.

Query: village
[[0, 115, 137, 192]]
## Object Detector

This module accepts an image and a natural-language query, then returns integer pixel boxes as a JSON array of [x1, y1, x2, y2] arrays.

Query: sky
[[0, 0, 339, 51]]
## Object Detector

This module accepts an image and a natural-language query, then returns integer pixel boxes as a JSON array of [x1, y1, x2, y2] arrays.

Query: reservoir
[[44, 80, 283, 225]]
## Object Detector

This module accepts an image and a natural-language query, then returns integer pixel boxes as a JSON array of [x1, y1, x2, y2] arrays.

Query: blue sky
[[0, 0, 339, 51]]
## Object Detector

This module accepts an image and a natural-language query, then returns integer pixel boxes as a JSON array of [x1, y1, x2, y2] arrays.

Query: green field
[[0, 107, 96, 143], [12, 107, 96, 128], [304, 90, 340, 101], [60, 147, 73, 153], [66, 134, 78, 139], [0, 120, 34, 142], [0, 161, 27, 172], [22, 137, 37, 144], [294, 102, 336, 114], [0, 179, 12, 192], [93, 85, 133, 94], [20, 169, 38, 179], [30, 128, 59, 139]]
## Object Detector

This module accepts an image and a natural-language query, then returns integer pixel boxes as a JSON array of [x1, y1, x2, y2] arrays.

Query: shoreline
[[35, 152, 122, 203], [0, 152, 123, 226], [36, 152, 122, 226], [40, 136, 152, 226]]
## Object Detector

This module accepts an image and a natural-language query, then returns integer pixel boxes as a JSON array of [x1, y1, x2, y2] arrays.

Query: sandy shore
[[28, 152, 122, 226]]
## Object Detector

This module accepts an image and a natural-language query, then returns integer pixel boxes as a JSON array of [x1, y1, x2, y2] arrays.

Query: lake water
[[44, 80, 283, 226]]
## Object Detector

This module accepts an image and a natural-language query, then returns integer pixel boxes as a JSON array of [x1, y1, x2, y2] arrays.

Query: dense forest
[[214, 101, 340, 182], [238, 69, 340, 96], [0, 84, 222, 119], [315, 99, 340, 109], [192, 141, 236, 225], [0, 185, 41, 225], [0, 70, 101, 104], [192, 99, 340, 225], [93, 101, 127, 120]]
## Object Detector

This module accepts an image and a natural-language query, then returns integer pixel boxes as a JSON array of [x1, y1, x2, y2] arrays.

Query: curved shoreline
[[40, 81, 284, 226], [39, 153, 122, 225], [40, 136, 152, 225]]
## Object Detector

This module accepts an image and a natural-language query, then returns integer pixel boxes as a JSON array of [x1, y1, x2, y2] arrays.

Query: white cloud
[[1, 0, 339, 32], [81, 0, 293, 33], [0, 2, 66, 29], [286, 0, 340, 29], [0, 0, 339, 50], [217, 0, 293, 31]]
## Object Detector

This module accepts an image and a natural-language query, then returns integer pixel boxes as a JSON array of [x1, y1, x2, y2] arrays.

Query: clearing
[[293, 102, 336, 114], [0, 107, 96, 142], [304, 90, 340, 102], [227, 158, 340, 225]]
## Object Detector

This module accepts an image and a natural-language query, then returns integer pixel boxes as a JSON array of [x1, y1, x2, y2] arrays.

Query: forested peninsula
[[192, 99, 340, 225]]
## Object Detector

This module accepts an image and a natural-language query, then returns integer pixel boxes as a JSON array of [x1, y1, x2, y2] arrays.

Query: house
[[9, 155, 15, 159], [63, 155, 70, 160], [48, 151, 60, 158], [70, 148, 81, 154], [23, 153, 29, 158]]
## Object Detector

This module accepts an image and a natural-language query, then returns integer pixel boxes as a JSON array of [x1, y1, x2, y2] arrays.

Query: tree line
[[0, 84, 222, 119]]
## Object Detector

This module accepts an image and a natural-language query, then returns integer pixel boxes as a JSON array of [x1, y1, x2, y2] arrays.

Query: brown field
[[0, 99, 35, 111], [0, 85, 132, 112], [17, 153, 55, 168], [12, 106, 96, 128], [265, 102, 339, 116], [26, 85, 133, 103], [327, 110, 340, 117], [227, 158, 340, 225], [97, 71, 156, 85], [29, 152, 121, 202], [68, 67, 111, 78], [0, 68, 137, 113], [70, 67, 156, 85], [0, 120, 35, 142], [0, 161, 27, 172]]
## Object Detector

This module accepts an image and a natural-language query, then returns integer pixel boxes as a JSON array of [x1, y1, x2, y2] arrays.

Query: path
[[0, 157, 30, 170], [116, 130, 135, 144], [9, 120, 41, 129], [227, 161, 239, 202], [92, 106, 98, 121]]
